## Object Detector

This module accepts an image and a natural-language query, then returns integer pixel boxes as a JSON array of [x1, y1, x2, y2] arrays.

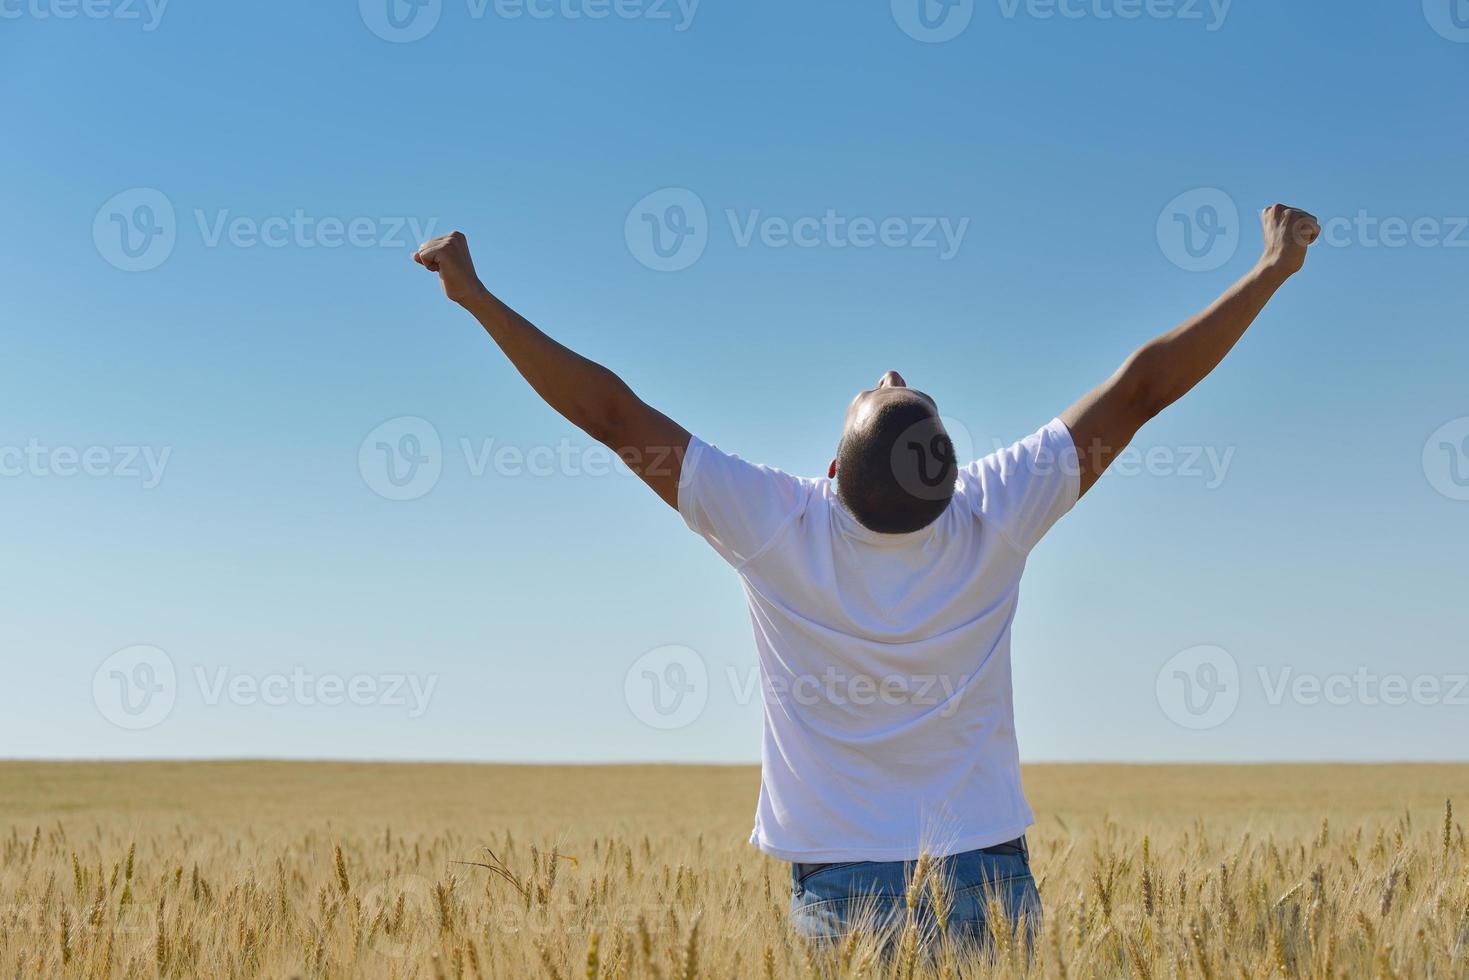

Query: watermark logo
[[1157, 188, 1239, 272], [1155, 644, 1239, 729], [93, 645, 177, 730], [625, 188, 708, 272], [360, 0, 442, 42], [1158, 645, 1467, 728], [94, 188, 176, 273], [626, 188, 970, 272], [94, 188, 438, 272], [358, 422, 684, 488], [1159, 190, 1469, 271], [1423, 0, 1469, 42], [892, 0, 974, 42], [624, 644, 707, 729], [889, 413, 974, 502], [360, 416, 444, 501], [360, 874, 439, 957], [94, 651, 438, 731], [1423, 416, 1469, 501]]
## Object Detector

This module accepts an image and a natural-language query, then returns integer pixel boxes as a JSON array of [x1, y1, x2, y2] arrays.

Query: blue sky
[[3, 0, 1466, 762]]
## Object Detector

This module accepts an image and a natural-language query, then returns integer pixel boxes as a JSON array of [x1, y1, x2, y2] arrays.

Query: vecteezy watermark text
[[891, 0, 1231, 43], [1258, 667, 1469, 708], [0, 440, 171, 488], [359, 417, 686, 501], [726, 210, 969, 259], [995, 0, 1231, 29], [93, 187, 438, 272], [623, 644, 968, 731], [1039, 436, 1235, 489], [93, 645, 439, 730], [1156, 644, 1468, 730], [0, 0, 167, 30], [359, 0, 700, 43], [625, 188, 970, 272], [195, 666, 437, 717], [1158, 188, 1469, 272]]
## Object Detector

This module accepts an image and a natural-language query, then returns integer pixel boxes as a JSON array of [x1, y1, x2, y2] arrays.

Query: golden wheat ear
[[451, 846, 529, 899]]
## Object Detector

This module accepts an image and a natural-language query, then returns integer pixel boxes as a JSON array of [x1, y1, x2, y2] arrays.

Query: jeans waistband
[[791, 835, 1028, 882]]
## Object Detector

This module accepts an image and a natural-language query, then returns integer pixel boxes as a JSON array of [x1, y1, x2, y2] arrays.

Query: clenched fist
[[1259, 204, 1320, 280], [414, 231, 486, 306]]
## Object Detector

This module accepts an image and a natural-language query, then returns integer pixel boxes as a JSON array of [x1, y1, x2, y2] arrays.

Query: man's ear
[[828, 459, 837, 480]]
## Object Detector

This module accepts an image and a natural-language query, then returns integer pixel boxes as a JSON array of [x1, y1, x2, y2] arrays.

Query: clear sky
[[3, 0, 1466, 763]]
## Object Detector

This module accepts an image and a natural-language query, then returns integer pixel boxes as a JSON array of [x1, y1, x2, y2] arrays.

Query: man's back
[[413, 202, 1320, 941], [679, 419, 1079, 861]]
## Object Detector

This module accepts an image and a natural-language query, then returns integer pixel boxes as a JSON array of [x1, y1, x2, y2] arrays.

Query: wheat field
[[1, 762, 1465, 979]]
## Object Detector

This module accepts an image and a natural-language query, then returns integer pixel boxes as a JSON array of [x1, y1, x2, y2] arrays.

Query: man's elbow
[[1121, 348, 1171, 423]]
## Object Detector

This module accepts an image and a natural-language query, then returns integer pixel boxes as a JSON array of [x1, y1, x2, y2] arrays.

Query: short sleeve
[[961, 418, 1080, 553], [678, 437, 810, 568]]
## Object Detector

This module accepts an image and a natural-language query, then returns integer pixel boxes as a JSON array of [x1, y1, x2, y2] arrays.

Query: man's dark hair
[[837, 396, 957, 534]]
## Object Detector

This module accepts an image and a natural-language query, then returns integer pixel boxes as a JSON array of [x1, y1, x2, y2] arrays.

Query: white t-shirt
[[678, 418, 1080, 863]]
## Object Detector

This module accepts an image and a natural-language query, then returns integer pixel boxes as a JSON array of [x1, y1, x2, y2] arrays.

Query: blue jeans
[[789, 837, 1041, 951]]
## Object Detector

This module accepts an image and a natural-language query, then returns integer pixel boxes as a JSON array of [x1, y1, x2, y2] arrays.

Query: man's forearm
[[1060, 203, 1319, 497], [414, 231, 689, 507], [1129, 262, 1289, 417], [459, 288, 636, 444]]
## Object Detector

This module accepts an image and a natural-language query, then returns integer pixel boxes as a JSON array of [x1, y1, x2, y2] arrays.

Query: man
[[413, 203, 1319, 945]]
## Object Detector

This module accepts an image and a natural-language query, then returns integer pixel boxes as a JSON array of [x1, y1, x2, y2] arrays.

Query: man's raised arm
[[415, 231, 689, 508], [1060, 203, 1321, 497]]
